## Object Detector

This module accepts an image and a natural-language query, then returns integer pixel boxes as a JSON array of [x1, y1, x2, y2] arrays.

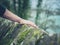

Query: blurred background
[[0, 0, 60, 45]]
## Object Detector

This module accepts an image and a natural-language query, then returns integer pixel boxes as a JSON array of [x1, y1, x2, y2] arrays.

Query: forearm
[[3, 9, 22, 23], [3, 9, 38, 28]]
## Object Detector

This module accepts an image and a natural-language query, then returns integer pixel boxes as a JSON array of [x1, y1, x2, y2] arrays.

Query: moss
[[0, 18, 57, 45]]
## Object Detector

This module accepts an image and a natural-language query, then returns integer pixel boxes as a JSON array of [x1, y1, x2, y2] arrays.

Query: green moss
[[0, 18, 57, 45]]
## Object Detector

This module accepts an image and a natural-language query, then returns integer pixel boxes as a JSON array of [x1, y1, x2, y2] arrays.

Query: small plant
[[0, 18, 57, 45]]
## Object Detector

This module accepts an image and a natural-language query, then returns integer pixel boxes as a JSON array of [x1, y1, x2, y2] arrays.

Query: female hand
[[19, 19, 38, 28]]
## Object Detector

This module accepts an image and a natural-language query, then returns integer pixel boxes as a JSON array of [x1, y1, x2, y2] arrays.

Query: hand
[[19, 19, 38, 28]]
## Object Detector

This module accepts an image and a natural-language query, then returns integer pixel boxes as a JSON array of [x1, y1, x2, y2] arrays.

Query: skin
[[3, 9, 38, 28]]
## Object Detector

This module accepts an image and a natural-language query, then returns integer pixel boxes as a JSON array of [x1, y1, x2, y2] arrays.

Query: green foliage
[[0, 17, 58, 45], [17, 0, 30, 19], [16, 25, 44, 45], [0, 0, 30, 19], [0, 0, 59, 45], [0, 18, 47, 45], [9, 0, 30, 19]]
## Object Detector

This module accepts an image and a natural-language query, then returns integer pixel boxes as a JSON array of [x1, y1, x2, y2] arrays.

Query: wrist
[[18, 18, 23, 24]]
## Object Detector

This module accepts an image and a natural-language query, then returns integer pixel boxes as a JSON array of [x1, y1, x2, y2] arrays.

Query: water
[[41, 0, 60, 34], [30, 0, 60, 35]]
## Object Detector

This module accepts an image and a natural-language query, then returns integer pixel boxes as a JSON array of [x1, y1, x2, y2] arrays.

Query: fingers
[[32, 24, 38, 29], [26, 21, 38, 28], [27, 22, 38, 29], [19, 19, 38, 29]]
